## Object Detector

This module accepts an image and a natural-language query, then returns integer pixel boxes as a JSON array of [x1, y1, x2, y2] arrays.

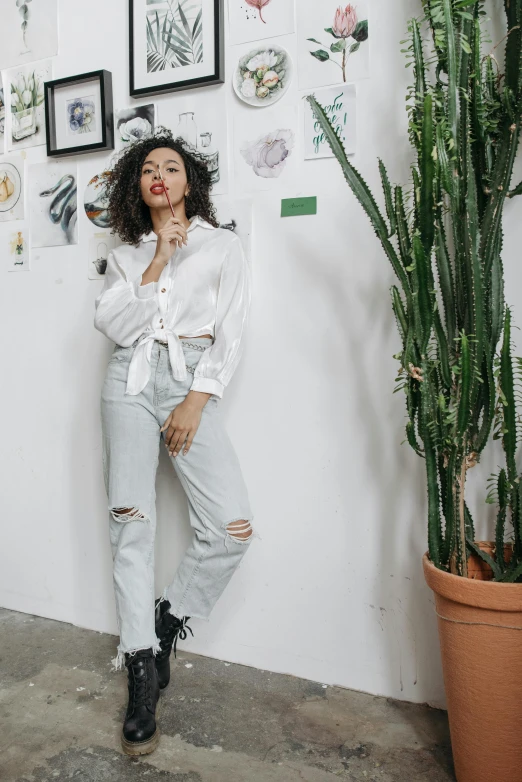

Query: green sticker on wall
[[281, 196, 317, 217]]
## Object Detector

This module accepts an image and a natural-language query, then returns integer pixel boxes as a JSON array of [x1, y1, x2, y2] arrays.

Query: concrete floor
[[0, 607, 455, 782]]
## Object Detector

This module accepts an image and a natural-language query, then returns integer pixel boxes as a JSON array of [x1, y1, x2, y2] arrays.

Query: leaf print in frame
[[130, 0, 224, 98], [146, 0, 203, 72]]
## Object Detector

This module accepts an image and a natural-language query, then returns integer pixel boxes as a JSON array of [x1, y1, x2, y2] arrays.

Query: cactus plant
[[305, 0, 522, 580]]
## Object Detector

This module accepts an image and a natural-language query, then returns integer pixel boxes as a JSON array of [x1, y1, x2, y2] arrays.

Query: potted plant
[[306, 2, 522, 780]]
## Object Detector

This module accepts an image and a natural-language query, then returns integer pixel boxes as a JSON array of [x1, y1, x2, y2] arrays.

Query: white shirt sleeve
[[190, 236, 252, 399], [94, 249, 160, 347]]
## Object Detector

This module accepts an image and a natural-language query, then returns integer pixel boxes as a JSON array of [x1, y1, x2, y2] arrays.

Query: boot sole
[[121, 696, 161, 756]]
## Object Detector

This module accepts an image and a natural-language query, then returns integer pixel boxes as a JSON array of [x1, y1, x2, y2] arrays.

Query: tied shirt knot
[[125, 329, 187, 395]]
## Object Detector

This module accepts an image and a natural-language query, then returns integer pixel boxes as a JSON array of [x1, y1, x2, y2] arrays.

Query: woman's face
[[140, 147, 188, 211]]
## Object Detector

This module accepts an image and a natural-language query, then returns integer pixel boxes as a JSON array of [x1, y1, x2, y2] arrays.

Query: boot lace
[[127, 654, 153, 709], [157, 614, 194, 661]]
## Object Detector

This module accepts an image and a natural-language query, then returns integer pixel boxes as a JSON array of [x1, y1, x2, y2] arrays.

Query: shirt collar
[[141, 214, 215, 243]]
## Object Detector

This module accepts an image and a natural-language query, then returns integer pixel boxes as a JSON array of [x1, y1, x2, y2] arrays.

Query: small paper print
[[234, 105, 298, 191], [0, 155, 24, 221], [303, 85, 356, 159], [297, 1, 369, 89], [228, 0, 295, 46], [7, 226, 30, 271], [6, 59, 52, 151], [29, 161, 78, 248], [88, 233, 120, 280], [115, 104, 155, 150]]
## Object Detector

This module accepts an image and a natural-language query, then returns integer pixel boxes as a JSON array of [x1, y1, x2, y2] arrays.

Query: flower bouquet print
[[67, 97, 96, 136], [298, 2, 369, 88], [233, 43, 293, 106], [228, 0, 295, 46], [6, 59, 52, 150]]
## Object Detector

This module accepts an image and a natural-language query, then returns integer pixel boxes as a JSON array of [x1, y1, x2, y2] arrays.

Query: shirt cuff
[[190, 376, 225, 398], [134, 276, 158, 299]]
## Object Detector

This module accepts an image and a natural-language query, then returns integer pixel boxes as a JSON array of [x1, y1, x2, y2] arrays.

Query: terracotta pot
[[423, 549, 522, 782]]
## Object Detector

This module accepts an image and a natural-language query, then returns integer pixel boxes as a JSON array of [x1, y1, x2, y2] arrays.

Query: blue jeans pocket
[[109, 346, 134, 364]]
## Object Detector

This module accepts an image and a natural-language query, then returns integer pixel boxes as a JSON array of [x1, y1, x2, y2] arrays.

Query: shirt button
[[161, 324, 164, 329], [161, 288, 166, 293], [159, 318, 163, 323]]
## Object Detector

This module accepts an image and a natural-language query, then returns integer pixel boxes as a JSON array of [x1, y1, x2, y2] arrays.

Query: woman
[[94, 128, 257, 756]]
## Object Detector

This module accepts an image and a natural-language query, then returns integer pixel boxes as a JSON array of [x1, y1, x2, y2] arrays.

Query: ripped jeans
[[100, 336, 258, 671]]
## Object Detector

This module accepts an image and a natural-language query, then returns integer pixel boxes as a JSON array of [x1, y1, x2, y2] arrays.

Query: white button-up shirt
[[94, 214, 251, 399]]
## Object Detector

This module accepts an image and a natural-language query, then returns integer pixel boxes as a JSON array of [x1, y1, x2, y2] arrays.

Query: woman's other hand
[[160, 398, 203, 457]]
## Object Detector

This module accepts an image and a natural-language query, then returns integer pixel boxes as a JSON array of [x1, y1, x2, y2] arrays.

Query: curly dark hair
[[105, 126, 220, 245]]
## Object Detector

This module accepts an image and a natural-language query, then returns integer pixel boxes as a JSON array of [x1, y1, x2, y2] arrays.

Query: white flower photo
[[115, 104, 155, 150]]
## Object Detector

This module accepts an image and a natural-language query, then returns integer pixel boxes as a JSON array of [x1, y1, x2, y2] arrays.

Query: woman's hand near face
[[154, 216, 188, 266]]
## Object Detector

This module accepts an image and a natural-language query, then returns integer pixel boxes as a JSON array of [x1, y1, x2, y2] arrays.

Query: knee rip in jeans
[[110, 506, 149, 523], [222, 518, 255, 554]]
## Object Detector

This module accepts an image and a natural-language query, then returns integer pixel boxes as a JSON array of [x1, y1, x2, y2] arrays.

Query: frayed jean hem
[[110, 636, 162, 672]]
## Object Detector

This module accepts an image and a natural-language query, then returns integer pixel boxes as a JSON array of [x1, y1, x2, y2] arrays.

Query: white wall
[[4, 0, 521, 709]]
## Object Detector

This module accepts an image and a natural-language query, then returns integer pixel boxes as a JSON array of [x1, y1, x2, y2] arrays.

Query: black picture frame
[[129, 0, 224, 98], [44, 70, 114, 157]]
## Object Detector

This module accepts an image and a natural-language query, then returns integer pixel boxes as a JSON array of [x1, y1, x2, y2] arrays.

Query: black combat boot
[[154, 596, 194, 689], [121, 647, 161, 756]]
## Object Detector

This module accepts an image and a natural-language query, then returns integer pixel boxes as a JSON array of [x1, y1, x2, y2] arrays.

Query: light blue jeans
[[100, 336, 258, 671]]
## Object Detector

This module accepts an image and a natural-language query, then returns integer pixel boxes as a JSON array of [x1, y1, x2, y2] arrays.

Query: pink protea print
[[307, 3, 368, 83], [245, 0, 271, 24], [332, 5, 358, 38]]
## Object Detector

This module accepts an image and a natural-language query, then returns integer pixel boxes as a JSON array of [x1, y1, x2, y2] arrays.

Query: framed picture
[[44, 70, 114, 157], [130, 0, 224, 98]]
